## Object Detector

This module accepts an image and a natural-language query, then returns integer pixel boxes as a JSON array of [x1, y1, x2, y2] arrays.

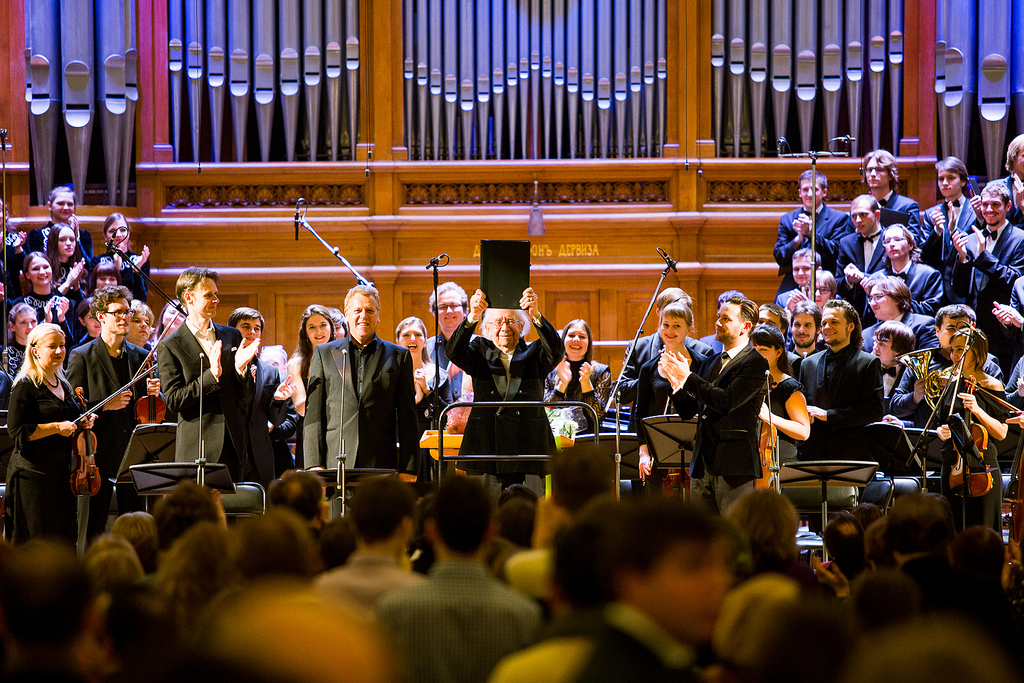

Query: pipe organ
[[403, 0, 668, 159]]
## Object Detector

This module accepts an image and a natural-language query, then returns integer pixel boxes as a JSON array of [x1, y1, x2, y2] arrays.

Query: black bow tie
[[882, 366, 898, 378], [893, 271, 908, 281], [983, 227, 998, 241], [949, 198, 962, 208], [878, 198, 887, 208], [860, 232, 880, 244]]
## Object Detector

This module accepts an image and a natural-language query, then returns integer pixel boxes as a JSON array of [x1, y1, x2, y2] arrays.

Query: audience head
[[395, 316, 430, 365], [319, 517, 359, 570], [233, 508, 322, 580], [228, 306, 265, 341], [111, 511, 160, 574], [429, 475, 494, 557], [550, 444, 616, 514], [864, 517, 894, 570], [153, 481, 221, 551], [711, 573, 802, 679], [269, 471, 328, 529], [950, 526, 1005, 583], [551, 499, 623, 613], [850, 569, 922, 634], [725, 489, 799, 574], [750, 323, 793, 376], [823, 512, 866, 581], [884, 493, 955, 559], [83, 534, 145, 594], [429, 281, 469, 337], [155, 521, 238, 634], [344, 285, 382, 346], [561, 319, 594, 362], [494, 497, 536, 549], [822, 300, 862, 351], [350, 475, 417, 546], [611, 499, 734, 647]]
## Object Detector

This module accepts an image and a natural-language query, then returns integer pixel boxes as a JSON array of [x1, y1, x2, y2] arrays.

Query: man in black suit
[[863, 149, 922, 244], [228, 307, 295, 485], [860, 276, 939, 353], [872, 224, 944, 317], [921, 156, 977, 306], [799, 300, 883, 461], [303, 285, 420, 476], [157, 267, 261, 481], [659, 295, 768, 514], [445, 287, 563, 487], [67, 286, 160, 540], [773, 169, 854, 295], [951, 183, 1024, 378], [837, 195, 887, 320], [618, 287, 712, 405]]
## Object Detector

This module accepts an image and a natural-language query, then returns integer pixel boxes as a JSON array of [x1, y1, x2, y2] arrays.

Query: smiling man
[[68, 286, 161, 540], [303, 285, 420, 478], [426, 282, 470, 400]]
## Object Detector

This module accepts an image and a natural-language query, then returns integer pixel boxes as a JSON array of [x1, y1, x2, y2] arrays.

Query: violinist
[[935, 327, 1007, 532], [5, 323, 96, 545], [67, 286, 160, 541], [750, 324, 810, 466]]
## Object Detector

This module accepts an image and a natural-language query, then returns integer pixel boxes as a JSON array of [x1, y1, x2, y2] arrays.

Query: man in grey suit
[[303, 285, 420, 476]]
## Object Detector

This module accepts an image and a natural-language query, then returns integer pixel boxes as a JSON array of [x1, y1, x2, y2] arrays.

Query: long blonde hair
[[15, 323, 66, 386]]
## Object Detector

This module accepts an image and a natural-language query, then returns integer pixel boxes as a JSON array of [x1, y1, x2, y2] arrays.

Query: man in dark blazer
[[860, 276, 939, 353], [618, 287, 712, 405], [303, 285, 420, 476], [798, 300, 884, 461], [838, 195, 888, 321], [951, 183, 1024, 378], [68, 286, 160, 540], [446, 286, 563, 486], [157, 267, 260, 481], [228, 307, 295, 486], [921, 157, 978, 310], [863, 149, 923, 244], [870, 224, 944, 317], [659, 296, 768, 514], [773, 169, 854, 295]]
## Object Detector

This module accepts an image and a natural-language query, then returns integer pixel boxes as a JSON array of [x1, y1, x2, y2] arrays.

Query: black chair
[[221, 483, 266, 520]]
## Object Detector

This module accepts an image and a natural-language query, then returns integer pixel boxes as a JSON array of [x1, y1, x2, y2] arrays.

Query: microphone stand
[[604, 248, 679, 498], [105, 240, 187, 319], [197, 352, 207, 487], [777, 136, 854, 297], [426, 254, 449, 435], [336, 348, 349, 517], [1, 128, 9, 374], [293, 198, 373, 287]]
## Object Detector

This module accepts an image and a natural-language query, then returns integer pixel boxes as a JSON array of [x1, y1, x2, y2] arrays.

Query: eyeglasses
[[105, 308, 132, 319], [490, 317, 522, 329], [867, 294, 889, 302], [439, 304, 464, 312]]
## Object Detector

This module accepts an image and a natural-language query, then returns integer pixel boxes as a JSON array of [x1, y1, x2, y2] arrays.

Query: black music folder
[[880, 207, 914, 229], [480, 240, 531, 309]]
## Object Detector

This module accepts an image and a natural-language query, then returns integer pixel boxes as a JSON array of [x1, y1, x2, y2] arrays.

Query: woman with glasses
[[860, 275, 939, 353]]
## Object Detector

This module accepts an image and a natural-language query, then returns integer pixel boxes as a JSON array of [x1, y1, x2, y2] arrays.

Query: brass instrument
[[896, 348, 952, 409]]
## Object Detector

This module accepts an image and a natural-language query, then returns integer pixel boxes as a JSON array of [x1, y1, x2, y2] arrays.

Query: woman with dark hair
[[12, 252, 73, 344], [749, 323, 810, 465], [543, 319, 611, 434], [45, 223, 87, 299], [95, 212, 150, 302], [287, 304, 335, 417], [935, 327, 1008, 532], [88, 260, 122, 295]]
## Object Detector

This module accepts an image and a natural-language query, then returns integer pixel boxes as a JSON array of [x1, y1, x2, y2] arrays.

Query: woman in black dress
[[634, 302, 708, 482], [544, 318, 612, 434], [749, 323, 810, 466], [45, 223, 87, 300], [5, 323, 95, 544], [12, 251, 74, 343], [935, 328, 1008, 532]]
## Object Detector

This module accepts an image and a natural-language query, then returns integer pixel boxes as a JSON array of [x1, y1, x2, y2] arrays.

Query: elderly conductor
[[445, 287, 564, 486]]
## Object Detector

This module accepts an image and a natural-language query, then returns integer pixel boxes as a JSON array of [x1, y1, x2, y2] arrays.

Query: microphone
[[425, 253, 449, 270], [294, 198, 306, 242], [776, 137, 787, 156], [656, 247, 677, 272], [104, 239, 116, 258]]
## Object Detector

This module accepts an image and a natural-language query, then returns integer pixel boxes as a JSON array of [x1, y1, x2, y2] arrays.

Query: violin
[[948, 377, 993, 498], [71, 387, 101, 497], [756, 418, 777, 490], [133, 356, 166, 424]]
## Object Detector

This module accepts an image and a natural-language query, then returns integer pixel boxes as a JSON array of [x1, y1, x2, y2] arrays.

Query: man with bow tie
[[862, 149, 923, 244], [921, 156, 977, 307], [868, 224, 943, 317], [658, 296, 768, 514], [797, 300, 883, 461], [951, 183, 1024, 378], [837, 195, 887, 319]]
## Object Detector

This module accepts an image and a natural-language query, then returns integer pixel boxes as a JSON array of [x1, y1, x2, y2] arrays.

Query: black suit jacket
[[774, 204, 854, 293], [798, 345, 884, 461], [837, 230, 888, 318], [619, 333, 713, 405], [921, 198, 977, 306], [244, 359, 293, 484], [157, 322, 251, 465], [862, 312, 939, 353], [303, 335, 419, 473], [0, 368, 12, 410], [67, 337, 151, 477], [445, 315, 564, 474], [678, 344, 769, 479]]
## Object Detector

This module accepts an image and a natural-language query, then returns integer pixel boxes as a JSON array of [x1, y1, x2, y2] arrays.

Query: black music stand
[[117, 423, 178, 484], [862, 422, 933, 476], [575, 433, 641, 475], [641, 415, 697, 468], [129, 462, 235, 495], [779, 460, 878, 561], [313, 468, 397, 519]]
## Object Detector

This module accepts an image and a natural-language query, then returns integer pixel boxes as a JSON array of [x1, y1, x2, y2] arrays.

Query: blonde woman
[[6, 323, 95, 545]]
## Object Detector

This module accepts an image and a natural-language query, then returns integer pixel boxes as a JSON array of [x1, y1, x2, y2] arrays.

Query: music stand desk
[[640, 415, 696, 468], [117, 423, 178, 484], [780, 460, 878, 560], [129, 462, 234, 495]]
